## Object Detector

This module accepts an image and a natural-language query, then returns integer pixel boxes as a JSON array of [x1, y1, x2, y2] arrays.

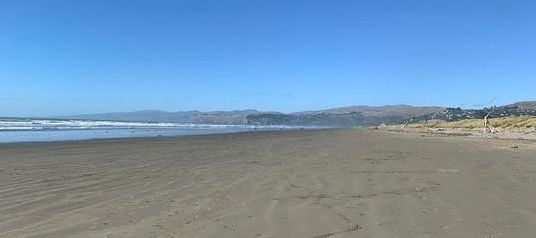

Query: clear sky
[[1, 0, 535, 117]]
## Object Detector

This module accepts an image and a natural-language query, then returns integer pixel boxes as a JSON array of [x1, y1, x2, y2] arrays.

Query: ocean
[[0, 118, 310, 143]]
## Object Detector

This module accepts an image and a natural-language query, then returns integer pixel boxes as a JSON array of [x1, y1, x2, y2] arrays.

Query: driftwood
[[484, 112, 494, 133]]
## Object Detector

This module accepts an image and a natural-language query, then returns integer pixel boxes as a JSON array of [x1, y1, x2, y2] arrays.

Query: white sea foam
[[0, 118, 311, 131], [0, 119, 176, 131], [0, 118, 323, 143]]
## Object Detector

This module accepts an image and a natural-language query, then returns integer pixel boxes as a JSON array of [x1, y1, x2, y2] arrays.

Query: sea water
[[0, 118, 310, 143]]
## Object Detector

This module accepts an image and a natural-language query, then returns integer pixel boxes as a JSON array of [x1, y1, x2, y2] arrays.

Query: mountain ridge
[[57, 101, 536, 127], [58, 105, 445, 127]]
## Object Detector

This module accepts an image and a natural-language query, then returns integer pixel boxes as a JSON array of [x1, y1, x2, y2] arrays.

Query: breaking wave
[[0, 118, 304, 131]]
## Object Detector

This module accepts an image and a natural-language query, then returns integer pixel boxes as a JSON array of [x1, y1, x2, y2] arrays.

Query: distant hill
[[59, 105, 445, 127], [298, 104, 443, 116], [61, 110, 259, 125], [293, 105, 445, 126], [400, 101, 536, 124], [247, 105, 444, 127], [508, 101, 536, 110], [60, 102, 536, 127]]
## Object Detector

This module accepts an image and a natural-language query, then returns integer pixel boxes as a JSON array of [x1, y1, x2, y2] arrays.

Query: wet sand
[[1, 129, 536, 238]]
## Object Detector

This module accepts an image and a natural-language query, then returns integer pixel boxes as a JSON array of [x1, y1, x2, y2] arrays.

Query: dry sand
[[1, 129, 536, 238], [382, 125, 536, 141]]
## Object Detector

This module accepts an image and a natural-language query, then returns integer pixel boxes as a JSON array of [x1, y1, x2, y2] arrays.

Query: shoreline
[[0, 127, 332, 146]]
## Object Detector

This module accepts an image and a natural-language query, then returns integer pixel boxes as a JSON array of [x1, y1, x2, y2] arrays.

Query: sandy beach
[[1, 129, 536, 238]]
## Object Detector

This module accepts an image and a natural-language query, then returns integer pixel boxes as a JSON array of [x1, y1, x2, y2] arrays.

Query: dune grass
[[408, 116, 536, 130]]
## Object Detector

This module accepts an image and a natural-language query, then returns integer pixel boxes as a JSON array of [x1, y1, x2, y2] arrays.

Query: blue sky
[[1, 0, 535, 117]]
